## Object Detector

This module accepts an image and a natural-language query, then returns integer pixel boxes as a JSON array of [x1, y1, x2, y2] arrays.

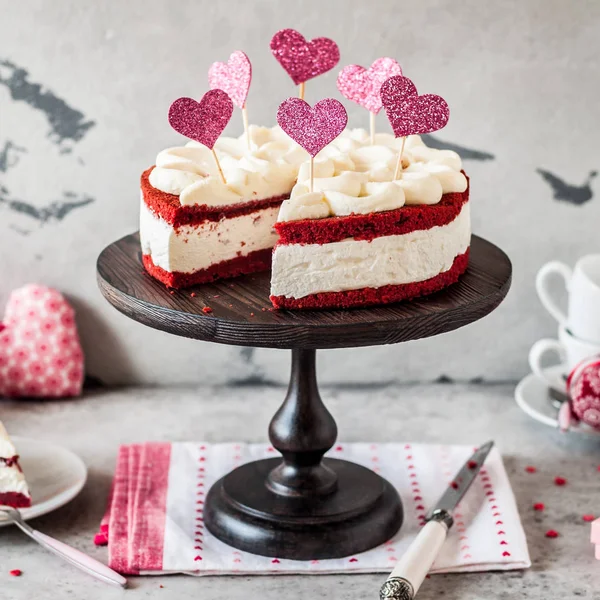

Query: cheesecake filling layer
[[140, 200, 279, 274], [271, 201, 470, 299]]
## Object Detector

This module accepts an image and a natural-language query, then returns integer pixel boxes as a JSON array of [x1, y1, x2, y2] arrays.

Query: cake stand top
[[96, 233, 511, 350]]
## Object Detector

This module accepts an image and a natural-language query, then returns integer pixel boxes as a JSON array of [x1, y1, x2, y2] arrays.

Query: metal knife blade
[[428, 440, 494, 521], [379, 441, 495, 600]]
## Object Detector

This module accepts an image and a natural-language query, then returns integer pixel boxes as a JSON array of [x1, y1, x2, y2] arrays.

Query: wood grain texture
[[96, 233, 512, 350]]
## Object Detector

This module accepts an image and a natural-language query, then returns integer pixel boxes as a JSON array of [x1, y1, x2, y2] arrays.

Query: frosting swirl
[[278, 130, 468, 222], [149, 126, 306, 207]]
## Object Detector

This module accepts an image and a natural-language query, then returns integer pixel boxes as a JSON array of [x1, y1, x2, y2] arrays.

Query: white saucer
[[1, 437, 87, 526], [515, 364, 600, 436]]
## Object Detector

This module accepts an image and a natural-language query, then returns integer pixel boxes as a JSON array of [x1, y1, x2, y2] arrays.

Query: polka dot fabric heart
[[0, 285, 84, 398]]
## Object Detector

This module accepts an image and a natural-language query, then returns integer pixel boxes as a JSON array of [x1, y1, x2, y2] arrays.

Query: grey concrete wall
[[1, 0, 598, 386]]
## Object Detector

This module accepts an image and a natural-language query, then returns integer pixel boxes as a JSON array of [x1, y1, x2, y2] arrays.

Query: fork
[[0, 506, 126, 588]]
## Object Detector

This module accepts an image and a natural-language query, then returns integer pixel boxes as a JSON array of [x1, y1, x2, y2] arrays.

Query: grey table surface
[[1, 381, 600, 599]]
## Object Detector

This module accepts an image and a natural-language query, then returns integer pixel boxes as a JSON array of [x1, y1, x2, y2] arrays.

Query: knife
[[379, 441, 494, 600]]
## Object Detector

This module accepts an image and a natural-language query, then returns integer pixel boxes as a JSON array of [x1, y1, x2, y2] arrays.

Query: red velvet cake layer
[[270, 250, 470, 310], [141, 167, 287, 228], [0, 491, 31, 508], [143, 248, 273, 288], [275, 179, 469, 246]]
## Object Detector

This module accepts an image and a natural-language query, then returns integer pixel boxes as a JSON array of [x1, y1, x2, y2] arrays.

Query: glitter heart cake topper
[[380, 75, 449, 137], [337, 58, 403, 114], [208, 50, 252, 109], [270, 29, 340, 86], [168, 90, 234, 149], [276, 97, 348, 157]]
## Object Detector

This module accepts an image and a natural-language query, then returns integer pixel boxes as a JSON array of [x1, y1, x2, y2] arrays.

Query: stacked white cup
[[529, 254, 600, 390]]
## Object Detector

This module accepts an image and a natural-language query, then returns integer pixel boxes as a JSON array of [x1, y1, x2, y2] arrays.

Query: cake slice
[[140, 125, 305, 288], [270, 132, 470, 310], [0, 421, 31, 508]]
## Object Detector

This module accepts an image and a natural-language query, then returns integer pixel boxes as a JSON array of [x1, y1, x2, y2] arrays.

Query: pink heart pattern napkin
[[96, 442, 530, 575], [0, 285, 84, 398]]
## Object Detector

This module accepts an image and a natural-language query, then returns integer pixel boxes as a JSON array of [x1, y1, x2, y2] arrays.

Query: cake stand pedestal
[[97, 233, 511, 560]]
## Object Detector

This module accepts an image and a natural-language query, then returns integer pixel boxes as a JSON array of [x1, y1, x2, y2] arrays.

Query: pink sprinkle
[[9, 569, 22, 577], [533, 503, 545, 511], [545, 530, 559, 538], [583, 514, 595, 522], [554, 476, 567, 486], [525, 466, 537, 473]]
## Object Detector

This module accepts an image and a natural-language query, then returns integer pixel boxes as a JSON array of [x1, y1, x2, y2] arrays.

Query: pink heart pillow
[[0, 285, 84, 398]]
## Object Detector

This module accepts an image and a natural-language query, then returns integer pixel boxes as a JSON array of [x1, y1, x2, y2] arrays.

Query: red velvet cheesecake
[[270, 132, 471, 310]]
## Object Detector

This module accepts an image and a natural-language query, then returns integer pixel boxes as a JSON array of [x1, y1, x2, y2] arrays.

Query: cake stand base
[[205, 457, 403, 560], [204, 348, 403, 560]]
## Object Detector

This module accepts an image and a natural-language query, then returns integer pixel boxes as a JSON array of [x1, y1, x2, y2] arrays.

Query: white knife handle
[[380, 518, 449, 599]]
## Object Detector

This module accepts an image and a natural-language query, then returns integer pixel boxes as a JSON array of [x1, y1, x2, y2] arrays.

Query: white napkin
[[99, 442, 530, 575]]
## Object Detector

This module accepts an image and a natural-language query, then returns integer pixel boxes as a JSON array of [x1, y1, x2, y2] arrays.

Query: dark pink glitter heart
[[381, 75, 449, 137], [270, 29, 340, 85], [337, 57, 403, 114], [276, 97, 347, 157], [168, 90, 234, 149], [208, 50, 252, 109]]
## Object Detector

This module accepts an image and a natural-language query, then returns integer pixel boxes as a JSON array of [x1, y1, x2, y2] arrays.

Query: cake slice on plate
[[0, 420, 32, 508], [270, 132, 470, 310], [140, 126, 305, 288]]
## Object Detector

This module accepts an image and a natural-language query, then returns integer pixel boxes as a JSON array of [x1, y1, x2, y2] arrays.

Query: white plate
[[515, 364, 600, 436], [1, 437, 87, 526]]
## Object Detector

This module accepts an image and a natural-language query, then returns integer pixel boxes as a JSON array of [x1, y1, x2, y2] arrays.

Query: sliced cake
[[270, 131, 470, 309], [0, 421, 31, 508], [140, 126, 305, 288]]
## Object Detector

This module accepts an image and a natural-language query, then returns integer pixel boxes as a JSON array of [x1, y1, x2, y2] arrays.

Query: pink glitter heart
[[208, 50, 252, 109], [337, 57, 403, 114], [276, 97, 347, 157], [270, 29, 340, 85], [381, 75, 449, 137], [168, 90, 233, 149]]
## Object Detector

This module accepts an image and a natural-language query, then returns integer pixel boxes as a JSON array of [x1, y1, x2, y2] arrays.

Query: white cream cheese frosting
[[271, 201, 470, 299], [278, 130, 468, 222], [149, 125, 306, 208]]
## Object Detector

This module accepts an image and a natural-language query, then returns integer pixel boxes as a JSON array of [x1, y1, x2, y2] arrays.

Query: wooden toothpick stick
[[370, 112, 376, 145], [298, 81, 305, 101], [241, 106, 250, 151], [212, 149, 227, 184], [309, 157, 314, 193], [393, 136, 407, 180]]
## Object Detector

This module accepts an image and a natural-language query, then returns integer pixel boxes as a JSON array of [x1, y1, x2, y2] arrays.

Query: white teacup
[[536, 254, 600, 343], [529, 326, 600, 391]]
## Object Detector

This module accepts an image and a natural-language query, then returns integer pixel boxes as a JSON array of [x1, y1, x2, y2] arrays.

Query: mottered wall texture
[[0, 0, 599, 386]]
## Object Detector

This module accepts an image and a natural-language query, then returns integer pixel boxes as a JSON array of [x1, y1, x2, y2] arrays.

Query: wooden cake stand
[[97, 233, 511, 560]]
